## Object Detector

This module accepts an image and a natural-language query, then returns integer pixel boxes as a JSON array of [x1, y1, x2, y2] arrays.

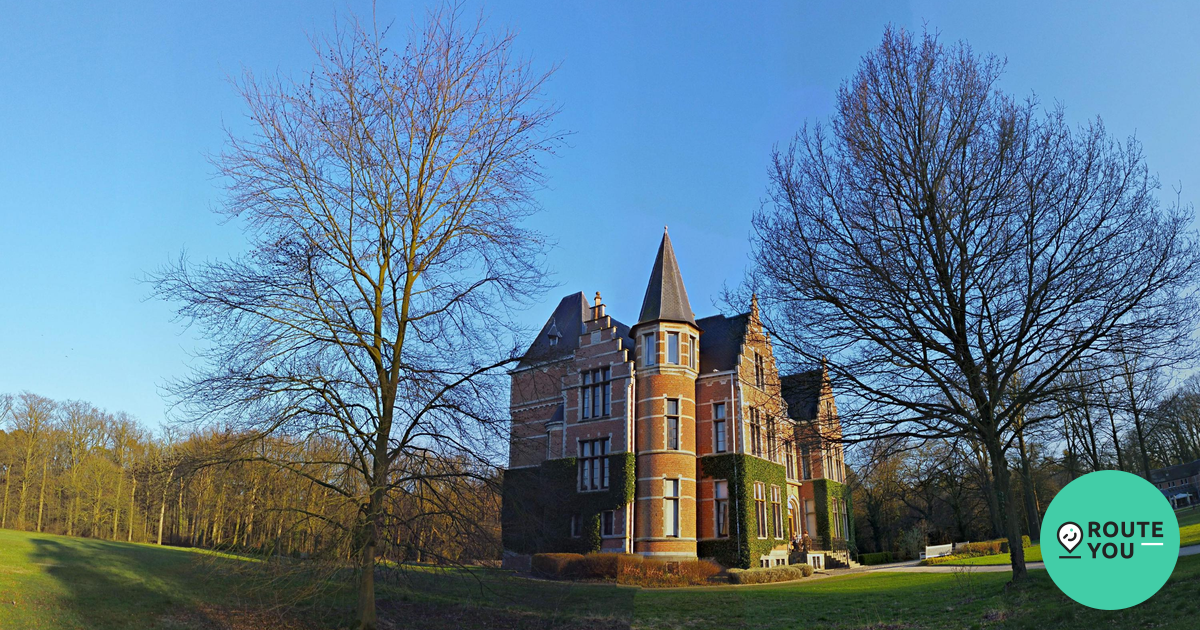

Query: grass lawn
[[4, 527, 1200, 629], [0, 528, 348, 629]]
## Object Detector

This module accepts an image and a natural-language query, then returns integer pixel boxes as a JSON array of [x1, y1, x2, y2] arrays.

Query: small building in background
[[1149, 460, 1200, 509]]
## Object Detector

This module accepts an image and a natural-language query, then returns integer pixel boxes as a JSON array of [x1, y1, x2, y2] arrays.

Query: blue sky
[[2, 1, 1198, 428]]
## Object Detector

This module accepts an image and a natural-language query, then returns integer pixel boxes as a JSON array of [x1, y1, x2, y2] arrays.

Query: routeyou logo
[[1041, 470, 1180, 609]]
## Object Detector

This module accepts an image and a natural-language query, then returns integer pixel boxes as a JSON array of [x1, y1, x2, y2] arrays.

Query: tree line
[[0, 391, 501, 565]]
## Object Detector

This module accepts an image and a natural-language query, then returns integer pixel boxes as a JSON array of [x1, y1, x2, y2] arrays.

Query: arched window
[[788, 498, 800, 539]]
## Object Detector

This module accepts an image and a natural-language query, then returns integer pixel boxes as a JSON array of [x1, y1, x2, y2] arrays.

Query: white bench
[[920, 543, 954, 560]]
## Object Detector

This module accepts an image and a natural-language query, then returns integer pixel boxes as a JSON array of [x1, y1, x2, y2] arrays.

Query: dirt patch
[[377, 600, 630, 630]]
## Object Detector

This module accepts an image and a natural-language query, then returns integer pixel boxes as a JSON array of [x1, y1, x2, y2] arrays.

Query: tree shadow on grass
[[26, 535, 312, 630], [383, 566, 636, 630]]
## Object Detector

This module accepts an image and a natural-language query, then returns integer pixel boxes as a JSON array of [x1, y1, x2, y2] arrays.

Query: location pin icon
[[1058, 521, 1082, 554]]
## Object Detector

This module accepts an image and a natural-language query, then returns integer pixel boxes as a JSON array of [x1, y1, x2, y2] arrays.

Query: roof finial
[[594, 291, 603, 306], [664, 225, 669, 234]]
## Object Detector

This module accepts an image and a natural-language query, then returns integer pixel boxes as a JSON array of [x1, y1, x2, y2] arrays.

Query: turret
[[631, 228, 701, 560]]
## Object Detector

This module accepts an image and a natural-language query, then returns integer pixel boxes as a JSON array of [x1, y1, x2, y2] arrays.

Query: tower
[[632, 228, 701, 559]]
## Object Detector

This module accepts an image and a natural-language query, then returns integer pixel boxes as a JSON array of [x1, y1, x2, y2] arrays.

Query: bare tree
[[150, 6, 561, 628], [751, 27, 1200, 580]]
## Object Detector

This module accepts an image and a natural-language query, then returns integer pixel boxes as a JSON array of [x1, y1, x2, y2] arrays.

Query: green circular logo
[[1041, 470, 1180, 609]]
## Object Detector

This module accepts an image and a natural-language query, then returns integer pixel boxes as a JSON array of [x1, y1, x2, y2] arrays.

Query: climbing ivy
[[501, 451, 636, 554], [697, 454, 789, 568], [811, 478, 854, 548]]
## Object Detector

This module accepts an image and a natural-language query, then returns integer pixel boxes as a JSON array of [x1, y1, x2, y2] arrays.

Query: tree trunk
[[112, 472, 124, 540], [157, 469, 174, 545], [36, 457, 49, 533], [128, 476, 138, 542], [1, 466, 11, 528], [356, 513, 379, 630], [1016, 418, 1041, 541], [986, 437, 1027, 581]]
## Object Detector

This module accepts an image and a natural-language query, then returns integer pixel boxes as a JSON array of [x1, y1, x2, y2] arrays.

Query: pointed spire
[[637, 229, 696, 325]]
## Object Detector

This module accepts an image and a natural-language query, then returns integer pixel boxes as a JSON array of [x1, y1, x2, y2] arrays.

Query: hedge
[[696, 454, 788, 568], [530, 552, 720, 586], [858, 551, 893, 565], [727, 564, 813, 584]]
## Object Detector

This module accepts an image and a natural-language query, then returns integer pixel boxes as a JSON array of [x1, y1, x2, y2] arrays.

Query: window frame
[[643, 333, 656, 366], [664, 478, 681, 538], [578, 438, 610, 491], [601, 509, 615, 537], [754, 482, 767, 539], [714, 480, 729, 538], [666, 398, 680, 450], [771, 485, 783, 539], [667, 332, 680, 364]]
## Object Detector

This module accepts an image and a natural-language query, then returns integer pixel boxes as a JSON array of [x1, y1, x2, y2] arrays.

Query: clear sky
[[2, 1, 1198, 429]]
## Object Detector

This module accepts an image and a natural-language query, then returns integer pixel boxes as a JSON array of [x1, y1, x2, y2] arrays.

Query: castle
[[501, 230, 851, 569]]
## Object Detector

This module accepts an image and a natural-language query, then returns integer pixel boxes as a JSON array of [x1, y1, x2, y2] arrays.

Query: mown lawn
[[0, 528, 348, 629], [4, 527, 1200, 629]]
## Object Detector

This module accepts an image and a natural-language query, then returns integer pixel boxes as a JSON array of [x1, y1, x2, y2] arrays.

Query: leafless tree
[[750, 27, 1200, 580], [150, 6, 561, 627]]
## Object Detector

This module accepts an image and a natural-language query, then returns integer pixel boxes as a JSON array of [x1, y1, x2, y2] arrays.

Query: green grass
[[5, 527, 1200, 629], [630, 555, 1200, 629], [0, 528, 348, 629]]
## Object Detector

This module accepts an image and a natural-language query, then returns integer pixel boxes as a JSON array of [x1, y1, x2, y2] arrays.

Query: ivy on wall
[[501, 452, 636, 554], [697, 454, 789, 569], [811, 478, 855, 549]]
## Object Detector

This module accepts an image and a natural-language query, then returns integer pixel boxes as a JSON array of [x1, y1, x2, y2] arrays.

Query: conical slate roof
[[637, 229, 696, 326]]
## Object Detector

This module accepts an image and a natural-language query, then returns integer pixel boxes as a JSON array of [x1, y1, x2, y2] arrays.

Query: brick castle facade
[[501, 230, 851, 569]]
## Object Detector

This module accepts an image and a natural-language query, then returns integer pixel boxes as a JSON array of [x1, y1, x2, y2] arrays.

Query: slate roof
[[695, 313, 748, 373], [518, 292, 590, 368], [518, 292, 634, 368], [637, 230, 696, 326], [1149, 459, 1200, 484], [780, 369, 825, 422]]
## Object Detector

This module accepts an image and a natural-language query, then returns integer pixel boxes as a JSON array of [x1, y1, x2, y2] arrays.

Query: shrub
[[957, 541, 1002, 556], [859, 551, 893, 565], [727, 564, 811, 585], [616, 556, 720, 587], [577, 553, 620, 579], [531, 553, 584, 579], [676, 559, 722, 584]]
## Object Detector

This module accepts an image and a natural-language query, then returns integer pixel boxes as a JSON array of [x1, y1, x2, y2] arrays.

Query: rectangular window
[[754, 482, 767, 538], [690, 334, 698, 369], [570, 514, 581, 538], [767, 415, 777, 461], [771, 486, 783, 539], [581, 367, 611, 419], [714, 402, 727, 453], [800, 443, 812, 479], [602, 510, 615, 537], [579, 438, 610, 491], [754, 352, 765, 388], [785, 443, 796, 480], [664, 479, 680, 538], [749, 408, 763, 457], [714, 481, 729, 537], [668, 332, 680, 364], [643, 333, 656, 366], [666, 398, 679, 450]]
